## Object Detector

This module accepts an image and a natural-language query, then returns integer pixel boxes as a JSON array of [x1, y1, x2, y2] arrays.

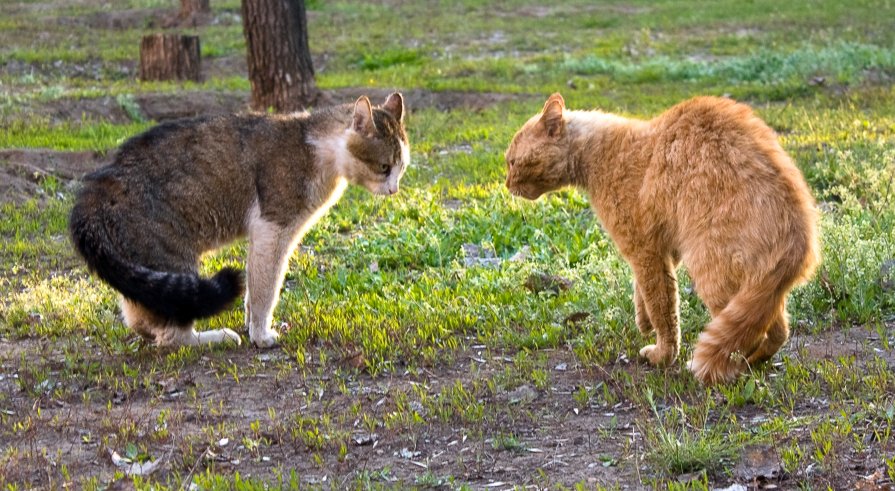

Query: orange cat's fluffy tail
[[689, 278, 786, 384], [689, 221, 817, 385]]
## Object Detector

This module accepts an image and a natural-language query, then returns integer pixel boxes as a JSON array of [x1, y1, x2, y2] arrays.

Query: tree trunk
[[241, 0, 318, 112], [139, 34, 202, 82]]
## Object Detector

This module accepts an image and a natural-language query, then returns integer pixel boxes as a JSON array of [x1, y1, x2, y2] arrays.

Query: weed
[[491, 433, 527, 452], [640, 389, 738, 477]]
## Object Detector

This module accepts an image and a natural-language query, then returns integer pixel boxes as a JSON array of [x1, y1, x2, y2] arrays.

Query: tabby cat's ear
[[353, 96, 375, 134], [540, 93, 565, 138], [383, 92, 404, 123]]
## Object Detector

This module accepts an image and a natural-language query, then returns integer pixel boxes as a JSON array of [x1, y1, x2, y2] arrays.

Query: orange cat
[[504, 94, 819, 384]]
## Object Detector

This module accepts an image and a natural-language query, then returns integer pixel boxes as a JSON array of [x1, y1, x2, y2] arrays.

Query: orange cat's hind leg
[[688, 283, 784, 385], [633, 281, 654, 336], [747, 306, 789, 365]]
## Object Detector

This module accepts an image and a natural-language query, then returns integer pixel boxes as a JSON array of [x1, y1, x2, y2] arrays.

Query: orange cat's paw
[[687, 350, 745, 385], [746, 336, 778, 365], [638, 344, 677, 366]]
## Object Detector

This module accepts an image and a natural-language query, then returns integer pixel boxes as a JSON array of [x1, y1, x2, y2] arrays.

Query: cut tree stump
[[139, 34, 201, 82]]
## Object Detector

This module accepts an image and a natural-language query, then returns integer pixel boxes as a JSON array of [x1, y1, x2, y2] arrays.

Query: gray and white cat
[[69, 93, 408, 348]]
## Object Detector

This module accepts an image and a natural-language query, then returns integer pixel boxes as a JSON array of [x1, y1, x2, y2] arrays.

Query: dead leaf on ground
[[109, 450, 161, 476], [461, 243, 501, 268], [854, 467, 895, 491], [342, 350, 367, 370]]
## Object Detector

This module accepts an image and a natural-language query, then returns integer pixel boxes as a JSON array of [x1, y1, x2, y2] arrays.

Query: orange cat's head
[[504, 93, 569, 200]]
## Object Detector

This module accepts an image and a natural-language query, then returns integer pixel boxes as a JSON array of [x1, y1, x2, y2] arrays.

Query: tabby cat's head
[[504, 93, 569, 200], [347, 93, 409, 196]]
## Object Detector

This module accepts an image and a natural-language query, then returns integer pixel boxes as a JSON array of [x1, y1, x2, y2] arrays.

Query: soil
[[3, 326, 892, 489], [0, 340, 640, 488], [0, 148, 108, 204]]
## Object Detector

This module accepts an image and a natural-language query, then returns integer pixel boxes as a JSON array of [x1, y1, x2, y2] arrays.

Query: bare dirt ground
[[0, 148, 107, 204], [2, 323, 893, 489], [1, 339, 640, 488]]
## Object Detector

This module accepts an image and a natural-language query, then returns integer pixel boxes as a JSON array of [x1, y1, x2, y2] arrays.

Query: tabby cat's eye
[[379, 163, 390, 174]]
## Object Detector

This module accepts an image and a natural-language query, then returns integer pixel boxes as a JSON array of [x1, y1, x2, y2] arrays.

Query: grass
[[1, 0, 895, 489], [0, 119, 153, 151]]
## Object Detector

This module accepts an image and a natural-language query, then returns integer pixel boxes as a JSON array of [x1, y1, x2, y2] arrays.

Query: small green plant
[[719, 377, 766, 407], [115, 93, 146, 123], [414, 470, 452, 487], [640, 389, 738, 477], [355, 466, 395, 487], [358, 48, 425, 70], [491, 433, 527, 453]]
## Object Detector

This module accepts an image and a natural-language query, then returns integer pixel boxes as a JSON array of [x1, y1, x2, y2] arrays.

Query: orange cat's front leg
[[632, 258, 680, 366]]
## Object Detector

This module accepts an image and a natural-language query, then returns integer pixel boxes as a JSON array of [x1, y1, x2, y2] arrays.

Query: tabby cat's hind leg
[[121, 297, 240, 347], [121, 297, 158, 341]]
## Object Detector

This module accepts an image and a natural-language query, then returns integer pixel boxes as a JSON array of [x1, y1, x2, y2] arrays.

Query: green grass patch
[[0, 120, 152, 151]]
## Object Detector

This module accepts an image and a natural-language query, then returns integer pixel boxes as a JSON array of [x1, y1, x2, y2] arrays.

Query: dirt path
[[0, 340, 640, 488]]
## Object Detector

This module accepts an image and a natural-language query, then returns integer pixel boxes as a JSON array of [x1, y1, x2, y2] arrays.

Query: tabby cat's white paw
[[195, 328, 241, 346]]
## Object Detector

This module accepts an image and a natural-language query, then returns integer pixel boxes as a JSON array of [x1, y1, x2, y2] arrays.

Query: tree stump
[[139, 34, 201, 82]]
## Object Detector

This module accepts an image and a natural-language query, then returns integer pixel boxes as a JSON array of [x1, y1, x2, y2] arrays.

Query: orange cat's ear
[[353, 96, 375, 134], [540, 93, 565, 138], [544, 92, 565, 110]]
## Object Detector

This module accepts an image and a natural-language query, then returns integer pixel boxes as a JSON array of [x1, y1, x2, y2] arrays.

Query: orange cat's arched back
[[505, 94, 820, 384]]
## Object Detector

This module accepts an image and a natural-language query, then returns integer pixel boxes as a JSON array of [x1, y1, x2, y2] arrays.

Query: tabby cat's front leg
[[246, 215, 299, 348]]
